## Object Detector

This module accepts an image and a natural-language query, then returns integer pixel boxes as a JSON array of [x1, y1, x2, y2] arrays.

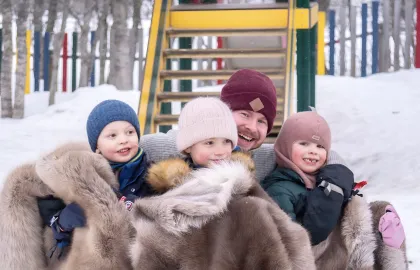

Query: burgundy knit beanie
[[274, 111, 331, 189], [220, 69, 277, 133]]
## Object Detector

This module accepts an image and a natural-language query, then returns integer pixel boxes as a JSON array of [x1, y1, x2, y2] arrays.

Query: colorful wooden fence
[[318, 0, 419, 77], [0, 28, 146, 94]]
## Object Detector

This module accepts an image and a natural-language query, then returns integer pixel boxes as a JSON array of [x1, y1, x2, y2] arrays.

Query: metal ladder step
[[264, 137, 277, 144], [160, 69, 285, 80], [166, 28, 287, 38], [157, 91, 285, 103], [170, 3, 289, 11], [157, 91, 220, 102], [164, 48, 286, 59], [154, 114, 181, 125]]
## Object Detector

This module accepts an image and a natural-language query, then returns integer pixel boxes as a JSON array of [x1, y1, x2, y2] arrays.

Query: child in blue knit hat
[[85, 99, 153, 199], [38, 99, 153, 259]]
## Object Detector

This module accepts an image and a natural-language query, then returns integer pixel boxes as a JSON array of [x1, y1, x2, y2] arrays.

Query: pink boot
[[378, 205, 406, 249]]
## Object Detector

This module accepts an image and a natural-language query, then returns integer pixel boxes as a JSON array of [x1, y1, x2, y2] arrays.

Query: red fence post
[[63, 33, 68, 92], [217, 37, 223, 84], [416, 0, 420, 68]]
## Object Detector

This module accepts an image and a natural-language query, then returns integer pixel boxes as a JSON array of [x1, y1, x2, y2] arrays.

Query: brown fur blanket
[[130, 153, 316, 270]]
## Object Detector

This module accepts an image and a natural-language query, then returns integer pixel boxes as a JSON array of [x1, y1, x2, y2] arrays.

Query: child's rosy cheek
[[198, 153, 209, 163]]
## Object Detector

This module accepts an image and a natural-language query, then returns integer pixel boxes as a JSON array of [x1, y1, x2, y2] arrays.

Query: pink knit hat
[[176, 97, 238, 152], [274, 111, 331, 189]]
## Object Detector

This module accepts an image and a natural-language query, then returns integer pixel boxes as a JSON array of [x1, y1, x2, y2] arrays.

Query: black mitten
[[317, 164, 354, 201]]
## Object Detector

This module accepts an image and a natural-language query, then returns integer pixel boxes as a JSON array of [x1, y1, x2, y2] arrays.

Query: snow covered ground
[[1, 70, 419, 267]]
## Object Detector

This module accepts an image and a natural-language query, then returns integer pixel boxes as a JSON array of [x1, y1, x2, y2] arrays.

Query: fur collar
[[146, 151, 256, 193]]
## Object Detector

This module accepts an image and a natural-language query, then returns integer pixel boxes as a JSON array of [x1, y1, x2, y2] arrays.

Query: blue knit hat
[[86, 100, 140, 151]]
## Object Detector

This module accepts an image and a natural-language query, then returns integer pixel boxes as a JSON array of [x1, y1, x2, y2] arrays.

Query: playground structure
[[137, 0, 318, 142], [3, 0, 420, 102]]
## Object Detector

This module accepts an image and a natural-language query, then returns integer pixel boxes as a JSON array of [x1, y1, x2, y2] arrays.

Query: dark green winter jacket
[[261, 165, 355, 245], [260, 167, 307, 221]]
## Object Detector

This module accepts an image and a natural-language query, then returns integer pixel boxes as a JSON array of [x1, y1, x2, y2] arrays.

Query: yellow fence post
[[25, 30, 31, 94], [317, 11, 326, 75]]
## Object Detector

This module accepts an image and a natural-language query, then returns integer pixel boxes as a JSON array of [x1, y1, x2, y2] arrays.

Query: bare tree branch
[[68, 0, 96, 27]]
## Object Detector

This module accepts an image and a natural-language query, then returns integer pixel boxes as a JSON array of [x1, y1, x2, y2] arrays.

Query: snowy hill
[[1, 70, 419, 267]]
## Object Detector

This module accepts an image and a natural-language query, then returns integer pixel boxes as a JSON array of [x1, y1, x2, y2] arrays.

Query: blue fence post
[[372, 1, 379, 74], [90, 31, 95, 87], [34, 31, 41, 92], [328, 10, 335, 76], [43, 32, 50, 91], [361, 3, 368, 77]]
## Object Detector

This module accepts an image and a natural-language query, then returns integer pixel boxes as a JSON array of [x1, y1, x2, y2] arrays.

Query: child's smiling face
[[291, 140, 327, 173], [96, 121, 139, 163], [185, 137, 233, 167]]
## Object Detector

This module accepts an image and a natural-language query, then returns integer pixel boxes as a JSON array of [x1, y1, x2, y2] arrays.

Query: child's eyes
[[299, 141, 308, 146], [224, 139, 232, 144], [317, 145, 325, 149], [127, 130, 135, 135], [204, 141, 214, 145], [240, 112, 249, 118], [107, 134, 116, 138]]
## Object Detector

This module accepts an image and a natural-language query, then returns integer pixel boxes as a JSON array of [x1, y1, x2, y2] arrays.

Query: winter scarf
[[109, 147, 148, 192]]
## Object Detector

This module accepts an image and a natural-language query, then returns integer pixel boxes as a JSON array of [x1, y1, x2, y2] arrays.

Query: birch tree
[[70, 0, 95, 88], [44, 0, 58, 90], [319, 0, 331, 12], [0, 0, 13, 118], [129, 0, 142, 87], [98, 0, 110, 84], [49, 1, 69, 105], [85, 3, 101, 87], [13, 0, 31, 118], [108, 0, 131, 89]]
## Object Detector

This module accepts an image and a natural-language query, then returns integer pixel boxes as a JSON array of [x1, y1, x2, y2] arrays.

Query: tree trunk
[[0, 0, 13, 118], [44, 0, 58, 90], [46, 0, 58, 36], [318, 0, 331, 12], [393, 0, 401, 71], [49, 5, 69, 105], [78, 10, 93, 88], [13, 0, 30, 118], [108, 0, 131, 89], [107, 24, 116, 84], [99, 0, 110, 84], [129, 0, 142, 86], [33, 0, 45, 82]]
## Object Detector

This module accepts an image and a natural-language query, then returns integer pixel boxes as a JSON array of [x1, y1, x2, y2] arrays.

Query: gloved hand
[[37, 196, 66, 226], [113, 188, 139, 211], [302, 186, 344, 245], [379, 205, 405, 249], [113, 187, 140, 211], [48, 203, 86, 259], [52, 203, 86, 232], [317, 164, 354, 202]]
